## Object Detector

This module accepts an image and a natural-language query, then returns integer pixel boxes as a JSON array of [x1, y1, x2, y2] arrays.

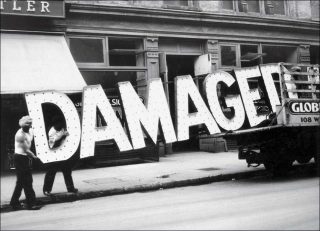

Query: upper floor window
[[265, 0, 285, 15], [162, 0, 198, 9], [238, 0, 260, 13], [221, 1, 234, 10], [163, 0, 189, 7], [221, 0, 287, 15], [310, 0, 320, 20]]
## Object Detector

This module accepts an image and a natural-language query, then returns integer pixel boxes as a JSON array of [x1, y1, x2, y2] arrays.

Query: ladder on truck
[[276, 63, 320, 127]]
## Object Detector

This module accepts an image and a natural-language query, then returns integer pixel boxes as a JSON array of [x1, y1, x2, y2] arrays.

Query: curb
[[1, 169, 267, 213]]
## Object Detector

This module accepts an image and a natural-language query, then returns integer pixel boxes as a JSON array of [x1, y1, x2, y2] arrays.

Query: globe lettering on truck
[[24, 63, 320, 176], [289, 101, 320, 114]]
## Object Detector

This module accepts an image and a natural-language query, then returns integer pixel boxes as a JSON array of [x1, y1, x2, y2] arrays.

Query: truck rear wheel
[[263, 161, 273, 171], [296, 156, 312, 164], [263, 160, 293, 177]]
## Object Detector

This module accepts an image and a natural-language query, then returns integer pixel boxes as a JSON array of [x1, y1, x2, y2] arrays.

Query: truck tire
[[263, 161, 274, 171], [296, 156, 313, 164], [263, 160, 292, 175], [273, 161, 293, 177]]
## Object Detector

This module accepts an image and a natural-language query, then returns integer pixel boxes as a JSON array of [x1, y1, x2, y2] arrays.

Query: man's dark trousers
[[43, 161, 75, 192], [10, 154, 36, 207]]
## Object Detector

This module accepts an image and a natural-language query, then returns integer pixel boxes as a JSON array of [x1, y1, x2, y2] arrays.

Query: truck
[[217, 63, 320, 176]]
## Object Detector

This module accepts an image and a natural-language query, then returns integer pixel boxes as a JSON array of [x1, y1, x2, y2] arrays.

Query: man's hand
[[27, 150, 38, 159]]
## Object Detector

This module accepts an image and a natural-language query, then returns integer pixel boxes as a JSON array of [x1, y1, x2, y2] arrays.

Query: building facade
[[1, 0, 319, 171]]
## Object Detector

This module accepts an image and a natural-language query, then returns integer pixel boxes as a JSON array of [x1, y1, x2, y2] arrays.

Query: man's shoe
[[43, 190, 51, 196], [10, 203, 23, 210], [67, 188, 78, 193], [27, 205, 42, 210]]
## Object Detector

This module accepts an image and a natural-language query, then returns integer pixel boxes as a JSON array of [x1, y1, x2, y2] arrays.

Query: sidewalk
[[1, 151, 266, 211]]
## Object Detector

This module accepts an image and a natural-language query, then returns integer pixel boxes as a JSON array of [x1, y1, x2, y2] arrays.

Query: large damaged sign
[[24, 63, 319, 163]]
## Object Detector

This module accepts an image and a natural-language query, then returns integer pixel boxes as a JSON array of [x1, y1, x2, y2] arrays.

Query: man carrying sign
[[10, 116, 41, 210], [43, 116, 78, 196]]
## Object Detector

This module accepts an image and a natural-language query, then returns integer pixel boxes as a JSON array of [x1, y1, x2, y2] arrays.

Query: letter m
[[118, 79, 177, 149]]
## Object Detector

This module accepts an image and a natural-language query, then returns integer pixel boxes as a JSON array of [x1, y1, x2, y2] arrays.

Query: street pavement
[[1, 151, 312, 212], [2, 176, 318, 230]]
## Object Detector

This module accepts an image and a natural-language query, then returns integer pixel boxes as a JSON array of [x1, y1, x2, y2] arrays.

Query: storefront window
[[69, 37, 105, 64], [265, 0, 285, 15], [80, 70, 145, 130], [238, 0, 260, 13], [220, 45, 237, 67], [80, 71, 143, 94], [262, 45, 298, 63]]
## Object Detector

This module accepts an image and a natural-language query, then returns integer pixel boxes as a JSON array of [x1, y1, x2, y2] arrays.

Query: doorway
[[166, 55, 199, 152]]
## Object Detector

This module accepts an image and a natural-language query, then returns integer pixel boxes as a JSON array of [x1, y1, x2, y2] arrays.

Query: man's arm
[[48, 128, 69, 149], [25, 150, 38, 159]]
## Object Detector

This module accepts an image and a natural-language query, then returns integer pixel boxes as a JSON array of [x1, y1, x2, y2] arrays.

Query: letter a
[[80, 85, 132, 158]]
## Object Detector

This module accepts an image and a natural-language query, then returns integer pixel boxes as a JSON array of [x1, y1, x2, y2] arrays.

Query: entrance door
[[165, 55, 199, 152]]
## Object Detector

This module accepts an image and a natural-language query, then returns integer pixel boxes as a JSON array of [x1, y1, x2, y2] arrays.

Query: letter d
[[25, 91, 81, 163]]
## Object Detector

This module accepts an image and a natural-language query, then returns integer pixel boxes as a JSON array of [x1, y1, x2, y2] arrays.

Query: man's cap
[[19, 116, 32, 127]]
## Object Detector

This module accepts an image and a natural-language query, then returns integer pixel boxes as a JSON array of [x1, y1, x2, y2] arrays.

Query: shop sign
[[0, 0, 65, 18], [24, 64, 308, 163], [74, 96, 144, 108]]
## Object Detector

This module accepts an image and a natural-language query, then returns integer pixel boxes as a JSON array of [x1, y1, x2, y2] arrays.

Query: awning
[[0, 33, 86, 94]]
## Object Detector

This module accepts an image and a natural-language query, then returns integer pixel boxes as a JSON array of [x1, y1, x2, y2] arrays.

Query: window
[[162, 0, 198, 9], [163, 0, 189, 7], [68, 36, 145, 68], [240, 44, 261, 67], [310, 46, 320, 64], [221, 0, 287, 15], [265, 0, 285, 15], [68, 36, 147, 93], [108, 37, 145, 67], [238, 0, 260, 13], [311, 0, 320, 20], [221, 0, 234, 10], [220, 45, 237, 67], [262, 45, 298, 63], [80, 71, 142, 94], [69, 37, 105, 64]]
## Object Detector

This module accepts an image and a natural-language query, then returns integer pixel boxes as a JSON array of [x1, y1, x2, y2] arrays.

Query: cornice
[[67, 3, 319, 32], [65, 25, 319, 46]]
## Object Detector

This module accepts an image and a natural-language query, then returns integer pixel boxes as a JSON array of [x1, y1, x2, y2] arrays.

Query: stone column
[[205, 39, 219, 72], [298, 45, 311, 64]]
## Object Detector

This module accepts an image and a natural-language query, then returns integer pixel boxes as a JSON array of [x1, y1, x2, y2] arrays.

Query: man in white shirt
[[10, 116, 41, 210], [43, 116, 78, 195]]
